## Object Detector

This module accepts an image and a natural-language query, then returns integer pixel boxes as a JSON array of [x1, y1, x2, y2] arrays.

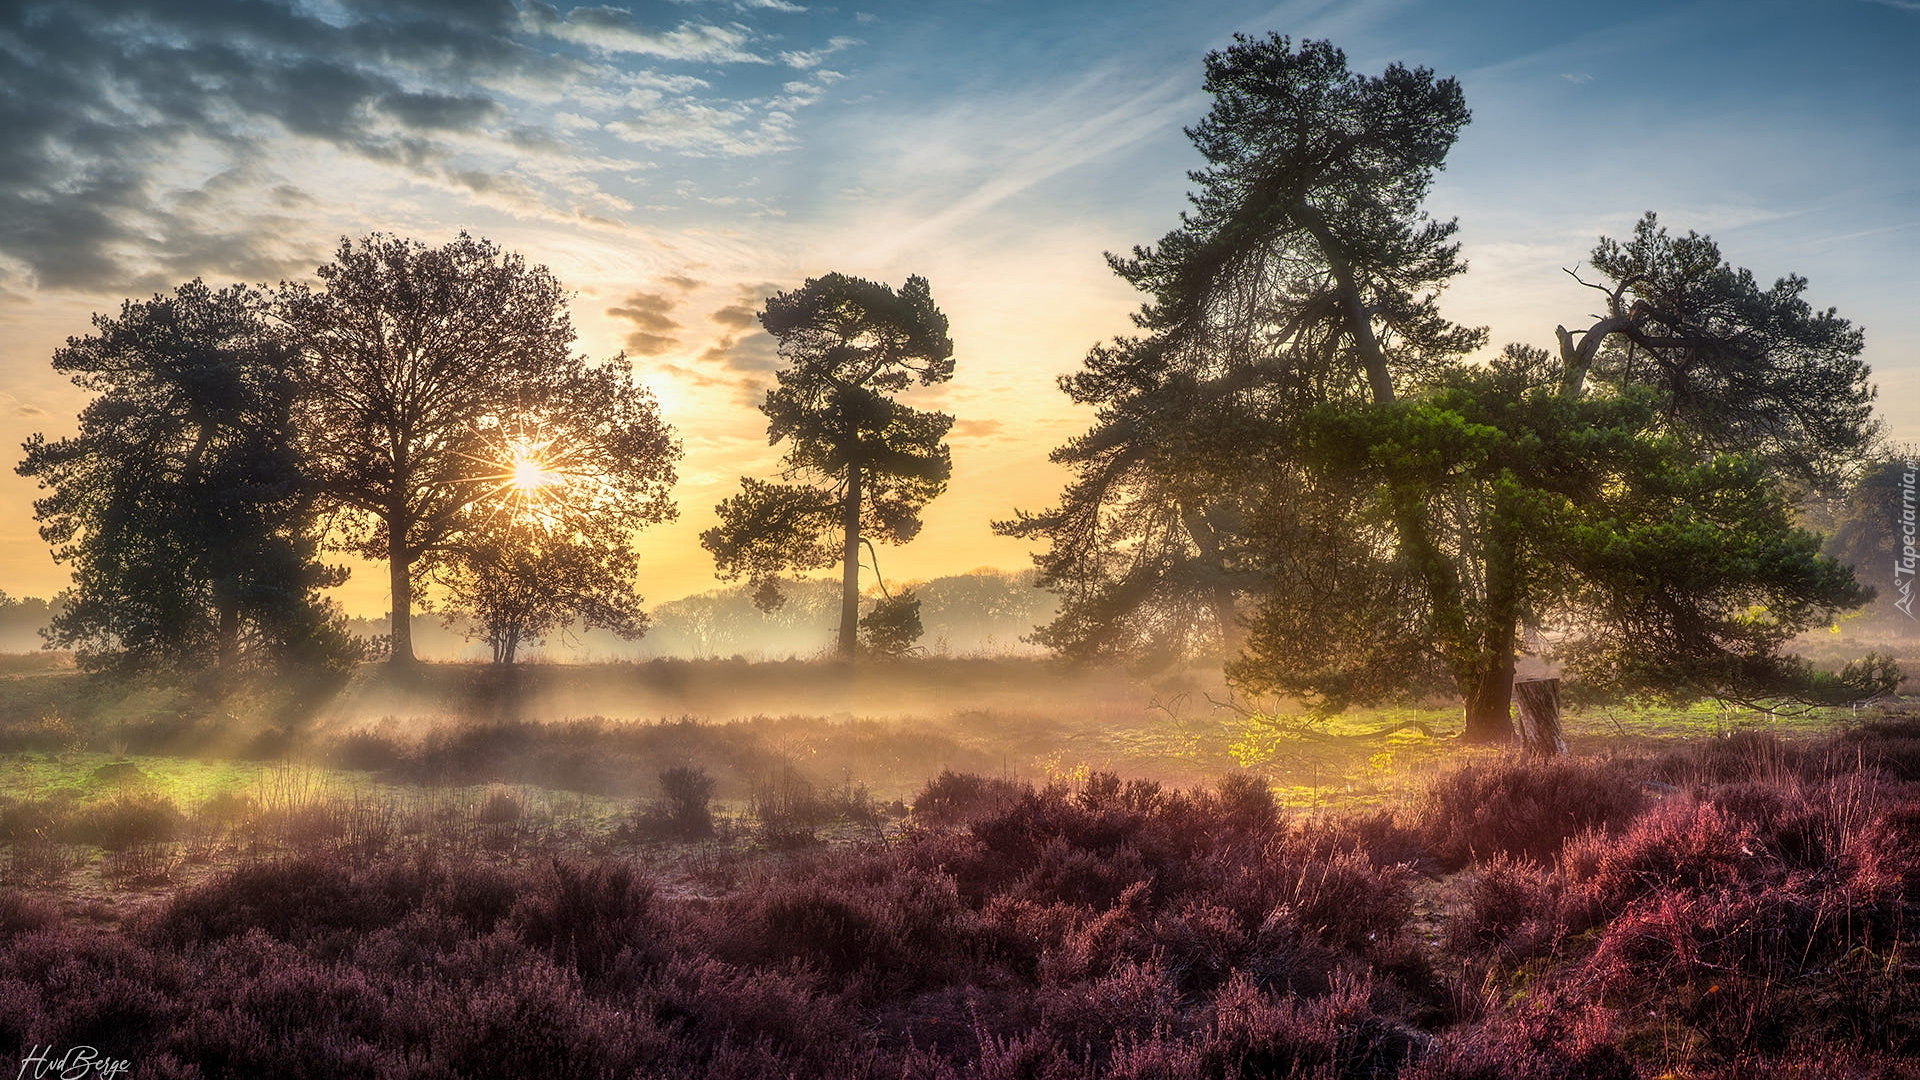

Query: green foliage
[[999, 35, 1483, 667], [1583, 212, 1877, 488], [702, 272, 954, 660], [434, 531, 649, 664], [1018, 35, 1885, 725], [858, 591, 923, 658], [16, 280, 357, 680]]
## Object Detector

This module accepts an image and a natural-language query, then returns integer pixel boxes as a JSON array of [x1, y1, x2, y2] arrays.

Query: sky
[[1, 0, 1916, 617]]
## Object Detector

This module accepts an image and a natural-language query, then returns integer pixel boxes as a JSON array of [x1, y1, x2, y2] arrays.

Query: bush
[[628, 765, 717, 842], [911, 769, 1026, 827], [70, 791, 183, 850], [1417, 756, 1648, 869], [7, 743, 1920, 1079]]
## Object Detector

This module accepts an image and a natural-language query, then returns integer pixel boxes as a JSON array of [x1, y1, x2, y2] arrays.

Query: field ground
[[6, 653, 1920, 1077]]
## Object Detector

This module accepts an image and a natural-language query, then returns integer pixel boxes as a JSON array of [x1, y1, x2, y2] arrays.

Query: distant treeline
[[0, 594, 61, 653], [334, 569, 1057, 662]]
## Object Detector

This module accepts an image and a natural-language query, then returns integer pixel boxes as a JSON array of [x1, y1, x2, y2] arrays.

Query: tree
[[859, 590, 924, 658], [1233, 339, 1881, 733], [435, 530, 647, 664], [16, 280, 355, 678], [1809, 449, 1920, 627], [1015, 35, 1886, 738], [701, 272, 955, 660], [1000, 35, 1482, 665], [279, 233, 678, 663]]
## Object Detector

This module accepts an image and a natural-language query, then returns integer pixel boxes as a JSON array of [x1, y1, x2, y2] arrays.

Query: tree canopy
[[17, 280, 355, 679], [998, 33, 1482, 665], [1010, 35, 1890, 738], [702, 272, 955, 660], [279, 233, 678, 663]]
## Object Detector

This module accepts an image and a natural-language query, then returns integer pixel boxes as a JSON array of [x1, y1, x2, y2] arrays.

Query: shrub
[[750, 764, 826, 849], [912, 770, 1027, 827], [70, 791, 183, 850], [476, 786, 525, 825], [1418, 756, 1648, 869]]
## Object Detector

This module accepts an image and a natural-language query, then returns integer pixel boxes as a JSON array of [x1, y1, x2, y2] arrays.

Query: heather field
[[4, 659, 1920, 1078]]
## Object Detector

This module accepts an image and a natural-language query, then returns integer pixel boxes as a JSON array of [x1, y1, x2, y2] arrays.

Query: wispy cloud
[[698, 283, 783, 377], [856, 70, 1198, 262], [608, 288, 690, 355], [0, 0, 837, 292], [780, 35, 860, 70], [523, 4, 766, 62]]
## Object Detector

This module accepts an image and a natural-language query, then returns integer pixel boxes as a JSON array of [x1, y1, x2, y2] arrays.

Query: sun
[[508, 439, 559, 492]]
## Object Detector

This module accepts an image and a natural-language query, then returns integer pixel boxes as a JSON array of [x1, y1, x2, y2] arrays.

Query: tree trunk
[[1514, 678, 1566, 757], [1463, 651, 1517, 743], [839, 464, 862, 661], [215, 599, 240, 680], [389, 529, 416, 665], [1180, 504, 1242, 655], [1295, 202, 1394, 405], [1462, 502, 1521, 742]]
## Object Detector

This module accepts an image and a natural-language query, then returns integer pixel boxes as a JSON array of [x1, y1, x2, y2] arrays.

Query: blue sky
[[2, 0, 1915, 612]]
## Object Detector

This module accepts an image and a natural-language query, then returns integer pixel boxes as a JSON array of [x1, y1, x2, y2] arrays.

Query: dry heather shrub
[[0, 889, 56, 937], [1405, 998, 1633, 1080], [627, 764, 717, 841], [1446, 854, 1559, 962], [1418, 755, 1648, 870], [71, 790, 183, 850], [912, 769, 1027, 826]]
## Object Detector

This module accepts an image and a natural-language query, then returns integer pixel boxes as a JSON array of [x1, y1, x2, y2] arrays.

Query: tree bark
[[1462, 501, 1521, 742], [839, 464, 862, 661], [389, 526, 416, 665], [1294, 202, 1394, 405], [1463, 649, 1517, 743], [1514, 678, 1566, 757], [215, 599, 240, 680], [1180, 504, 1242, 654]]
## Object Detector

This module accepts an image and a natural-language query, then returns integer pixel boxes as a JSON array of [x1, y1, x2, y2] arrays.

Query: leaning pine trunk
[[1463, 654, 1517, 743]]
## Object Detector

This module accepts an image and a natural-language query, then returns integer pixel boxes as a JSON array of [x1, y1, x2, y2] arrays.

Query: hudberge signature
[[14, 1046, 131, 1080]]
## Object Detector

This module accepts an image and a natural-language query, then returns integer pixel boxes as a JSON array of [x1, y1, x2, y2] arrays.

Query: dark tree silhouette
[[701, 272, 954, 660], [858, 590, 923, 658], [999, 34, 1482, 665], [1013, 35, 1886, 738], [435, 530, 647, 664], [17, 281, 355, 678], [279, 233, 677, 664]]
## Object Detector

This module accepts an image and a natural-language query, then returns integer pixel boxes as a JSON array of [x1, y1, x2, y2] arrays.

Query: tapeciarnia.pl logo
[[1897, 459, 1919, 620]]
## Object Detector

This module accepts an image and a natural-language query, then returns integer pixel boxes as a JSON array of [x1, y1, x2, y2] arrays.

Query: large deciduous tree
[[280, 233, 677, 664], [17, 281, 355, 679], [701, 272, 954, 660]]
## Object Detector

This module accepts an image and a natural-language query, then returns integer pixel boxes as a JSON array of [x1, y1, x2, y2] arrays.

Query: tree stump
[[1514, 678, 1566, 757]]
